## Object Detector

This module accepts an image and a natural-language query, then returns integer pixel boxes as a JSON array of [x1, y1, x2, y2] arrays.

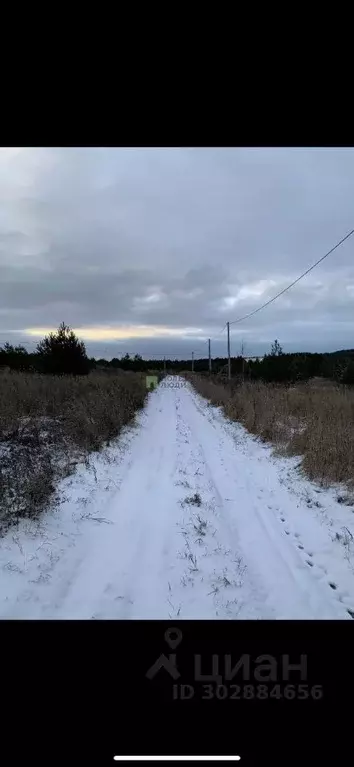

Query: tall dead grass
[[0, 370, 146, 532], [186, 374, 354, 488]]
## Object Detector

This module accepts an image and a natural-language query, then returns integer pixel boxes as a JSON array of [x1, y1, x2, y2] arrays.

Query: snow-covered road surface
[[1, 376, 354, 619]]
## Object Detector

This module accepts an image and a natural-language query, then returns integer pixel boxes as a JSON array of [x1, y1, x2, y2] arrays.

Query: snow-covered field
[[1, 376, 354, 619]]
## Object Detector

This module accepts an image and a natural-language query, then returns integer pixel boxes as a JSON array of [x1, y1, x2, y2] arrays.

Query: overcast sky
[[0, 147, 353, 359]]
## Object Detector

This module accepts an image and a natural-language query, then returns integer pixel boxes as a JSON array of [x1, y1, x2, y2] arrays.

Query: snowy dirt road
[[1, 376, 354, 619]]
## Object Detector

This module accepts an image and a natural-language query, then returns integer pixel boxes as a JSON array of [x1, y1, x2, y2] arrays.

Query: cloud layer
[[0, 147, 353, 358]]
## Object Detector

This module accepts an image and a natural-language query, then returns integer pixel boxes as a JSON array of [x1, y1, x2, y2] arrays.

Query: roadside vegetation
[[185, 372, 354, 489], [0, 324, 147, 533]]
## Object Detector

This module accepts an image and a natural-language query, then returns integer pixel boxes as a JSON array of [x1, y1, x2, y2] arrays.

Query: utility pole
[[227, 322, 231, 380], [163, 355, 166, 375], [241, 339, 245, 382], [192, 351, 194, 373], [208, 338, 212, 374]]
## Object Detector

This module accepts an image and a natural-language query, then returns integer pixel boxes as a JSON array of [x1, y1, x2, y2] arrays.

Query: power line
[[229, 227, 354, 327], [211, 323, 228, 341]]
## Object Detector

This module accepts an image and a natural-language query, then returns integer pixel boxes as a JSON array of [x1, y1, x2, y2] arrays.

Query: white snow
[[1, 375, 354, 619]]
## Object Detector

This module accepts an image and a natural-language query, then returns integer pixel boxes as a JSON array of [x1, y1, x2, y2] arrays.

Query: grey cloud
[[0, 147, 353, 358]]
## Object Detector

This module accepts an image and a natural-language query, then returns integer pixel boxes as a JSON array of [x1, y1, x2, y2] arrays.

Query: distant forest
[[1, 341, 354, 384], [95, 348, 354, 384]]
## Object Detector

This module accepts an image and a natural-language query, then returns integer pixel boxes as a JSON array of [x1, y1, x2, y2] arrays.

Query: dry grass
[[0, 370, 146, 532], [186, 374, 354, 488]]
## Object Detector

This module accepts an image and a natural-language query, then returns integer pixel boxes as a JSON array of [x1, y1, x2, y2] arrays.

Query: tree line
[[1, 326, 354, 384]]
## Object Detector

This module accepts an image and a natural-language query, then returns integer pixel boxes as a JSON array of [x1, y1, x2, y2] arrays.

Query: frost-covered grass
[[186, 374, 354, 489], [0, 370, 146, 532]]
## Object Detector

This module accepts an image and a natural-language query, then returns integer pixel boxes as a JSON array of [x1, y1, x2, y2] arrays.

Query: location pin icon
[[165, 627, 183, 649]]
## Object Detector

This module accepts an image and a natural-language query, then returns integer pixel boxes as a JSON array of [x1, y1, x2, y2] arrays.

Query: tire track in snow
[[173, 393, 271, 618]]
